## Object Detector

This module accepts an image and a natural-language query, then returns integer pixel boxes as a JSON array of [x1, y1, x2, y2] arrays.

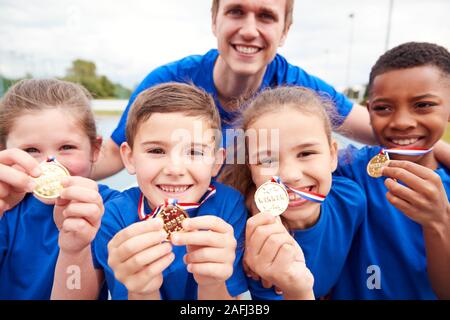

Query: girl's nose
[[278, 161, 303, 185]]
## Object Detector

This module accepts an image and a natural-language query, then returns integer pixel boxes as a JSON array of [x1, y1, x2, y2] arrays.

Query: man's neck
[[213, 56, 266, 112]]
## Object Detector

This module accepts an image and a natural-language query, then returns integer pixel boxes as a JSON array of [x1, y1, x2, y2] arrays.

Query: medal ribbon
[[380, 147, 432, 157], [138, 185, 216, 221], [270, 176, 326, 203]]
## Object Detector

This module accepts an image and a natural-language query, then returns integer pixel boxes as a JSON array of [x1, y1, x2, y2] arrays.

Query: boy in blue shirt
[[332, 42, 450, 299], [90, 82, 248, 299]]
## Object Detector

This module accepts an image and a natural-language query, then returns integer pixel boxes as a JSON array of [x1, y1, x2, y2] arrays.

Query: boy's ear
[[212, 147, 226, 177], [330, 139, 339, 173], [120, 142, 136, 175], [91, 135, 103, 163]]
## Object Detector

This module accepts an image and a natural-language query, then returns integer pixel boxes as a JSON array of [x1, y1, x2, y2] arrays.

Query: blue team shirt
[[92, 181, 249, 300], [111, 49, 354, 147], [332, 145, 450, 299], [248, 176, 367, 300], [0, 184, 119, 300]]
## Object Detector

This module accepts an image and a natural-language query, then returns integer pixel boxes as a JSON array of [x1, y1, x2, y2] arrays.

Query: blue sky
[[1, 0, 449, 90]]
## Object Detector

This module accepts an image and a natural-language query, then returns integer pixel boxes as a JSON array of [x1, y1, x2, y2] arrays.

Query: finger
[[114, 230, 169, 263], [247, 222, 287, 256], [61, 176, 98, 191], [187, 262, 233, 280], [171, 229, 235, 249], [384, 178, 420, 205], [0, 164, 36, 193], [384, 160, 437, 181], [0, 181, 11, 198], [0, 149, 41, 177], [0, 200, 10, 213], [59, 186, 102, 206], [61, 217, 93, 236], [62, 203, 103, 227], [120, 242, 173, 275], [258, 233, 295, 264], [120, 252, 175, 292], [385, 191, 416, 216], [245, 212, 277, 242], [243, 260, 260, 280], [261, 278, 274, 289], [108, 219, 164, 249], [184, 247, 230, 264], [293, 241, 306, 262], [272, 243, 297, 268], [182, 216, 233, 234]]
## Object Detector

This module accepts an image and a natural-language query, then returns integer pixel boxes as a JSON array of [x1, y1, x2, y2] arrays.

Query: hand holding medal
[[33, 156, 70, 201], [367, 148, 432, 178]]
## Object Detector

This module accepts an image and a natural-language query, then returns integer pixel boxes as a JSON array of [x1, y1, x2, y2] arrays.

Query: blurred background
[[1, 0, 449, 189]]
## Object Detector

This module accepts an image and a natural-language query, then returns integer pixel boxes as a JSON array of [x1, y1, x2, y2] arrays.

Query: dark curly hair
[[368, 42, 450, 94]]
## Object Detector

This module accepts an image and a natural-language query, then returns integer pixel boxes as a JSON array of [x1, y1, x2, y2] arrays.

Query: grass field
[[444, 124, 450, 143]]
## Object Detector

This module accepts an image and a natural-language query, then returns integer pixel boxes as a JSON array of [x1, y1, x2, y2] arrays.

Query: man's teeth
[[235, 45, 259, 54], [392, 138, 419, 146], [159, 185, 189, 193]]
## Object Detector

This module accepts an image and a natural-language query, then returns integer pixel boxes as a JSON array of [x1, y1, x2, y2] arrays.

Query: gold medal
[[254, 181, 289, 216], [157, 205, 189, 238], [367, 153, 389, 178], [33, 159, 70, 199]]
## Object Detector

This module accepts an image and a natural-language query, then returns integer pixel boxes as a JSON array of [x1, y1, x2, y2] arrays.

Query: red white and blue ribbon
[[271, 176, 326, 204], [138, 185, 216, 221], [380, 147, 433, 157]]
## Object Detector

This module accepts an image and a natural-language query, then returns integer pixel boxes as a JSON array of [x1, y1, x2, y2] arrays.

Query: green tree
[[63, 59, 130, 99]]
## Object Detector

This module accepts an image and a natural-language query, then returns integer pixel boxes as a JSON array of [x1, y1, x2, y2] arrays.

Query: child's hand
[[171, 216, 237, 287], [0, 148, 41, 214], [107, 219, 174, 296], [382, 160, 450, 229], [53, 177, 104, 254], [245, 212, 314, 299]]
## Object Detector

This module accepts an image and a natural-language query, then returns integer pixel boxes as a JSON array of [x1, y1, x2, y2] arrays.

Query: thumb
[[55, 196, 70, 207]]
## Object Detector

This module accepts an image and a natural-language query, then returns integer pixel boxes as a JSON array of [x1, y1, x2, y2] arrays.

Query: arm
[[51, 176, 105, 299], [51, 246, 103, 299], [90, 138, 124, 181], [382, 161, 450, 299], [337, 104, 378, 145], [422, 209, 450, 300]]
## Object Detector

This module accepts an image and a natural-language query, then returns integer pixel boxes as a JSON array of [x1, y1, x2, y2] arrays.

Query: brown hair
[[125, 82, 222, 149], [0, 78, 97, 149], [211, 0, 294, 32], [219, 85, 338, 199]]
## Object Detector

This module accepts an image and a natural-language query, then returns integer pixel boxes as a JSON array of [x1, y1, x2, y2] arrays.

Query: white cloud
[[1, 0, 449, 89]]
